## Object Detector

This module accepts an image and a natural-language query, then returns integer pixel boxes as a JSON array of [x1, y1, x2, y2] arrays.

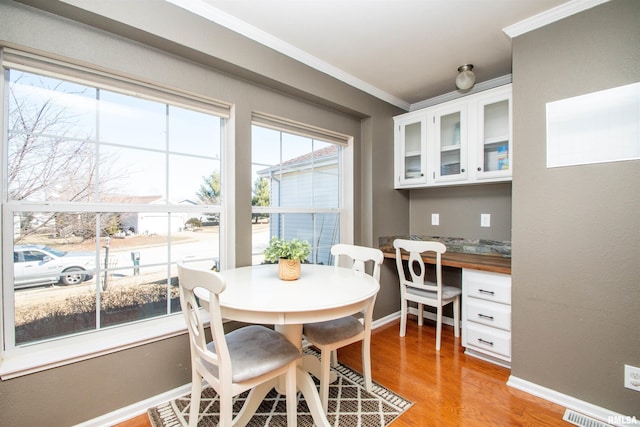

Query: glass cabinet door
[[397, 116, 427, 186], [434, 106, 467, 182], [478, 95, 511, 178]]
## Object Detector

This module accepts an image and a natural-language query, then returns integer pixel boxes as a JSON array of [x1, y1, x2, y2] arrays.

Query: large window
[[251, 120, 349, 266], [2, 60, 225, 360]]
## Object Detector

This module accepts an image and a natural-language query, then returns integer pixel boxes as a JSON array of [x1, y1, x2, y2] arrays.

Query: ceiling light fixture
[[456, 64, 476, 91]]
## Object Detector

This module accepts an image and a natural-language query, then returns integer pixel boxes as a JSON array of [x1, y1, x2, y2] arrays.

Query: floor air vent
[[563, 409, 612, 427]]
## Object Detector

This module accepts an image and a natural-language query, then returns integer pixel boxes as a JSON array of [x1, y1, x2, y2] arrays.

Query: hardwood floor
[[114, 318, 569, 427]]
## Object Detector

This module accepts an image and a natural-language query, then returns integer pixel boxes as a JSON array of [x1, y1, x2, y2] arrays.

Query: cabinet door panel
[[476, 89, 512, 180], [395, 115, 428, 188], [434, 105, 468, 183]]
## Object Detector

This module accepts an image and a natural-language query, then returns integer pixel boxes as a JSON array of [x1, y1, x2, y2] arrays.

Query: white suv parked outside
[[13, 244, 96, 288]]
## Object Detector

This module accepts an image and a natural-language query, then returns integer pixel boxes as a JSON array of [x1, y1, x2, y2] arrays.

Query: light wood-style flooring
[[115, 318, 570, 427]]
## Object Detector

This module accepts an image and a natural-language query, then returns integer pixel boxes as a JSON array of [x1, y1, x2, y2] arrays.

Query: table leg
[[296, 367, 330, 427], [276, 324, 331, 427]]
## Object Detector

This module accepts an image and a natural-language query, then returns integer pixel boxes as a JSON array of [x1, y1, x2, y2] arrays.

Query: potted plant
[[263, 237, 311, 280]]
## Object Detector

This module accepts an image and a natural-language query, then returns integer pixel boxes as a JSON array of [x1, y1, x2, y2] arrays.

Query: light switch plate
[[625, 364, 640, 391], [431, 213, 439, 226], [481, 214, 491, 227]]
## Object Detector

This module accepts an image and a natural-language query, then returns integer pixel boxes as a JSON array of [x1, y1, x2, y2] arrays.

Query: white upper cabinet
[[394, 112, 428, 187], [432, 102, 468, 184], [475, 86, 512, 180], [394, 84, 512, 189]]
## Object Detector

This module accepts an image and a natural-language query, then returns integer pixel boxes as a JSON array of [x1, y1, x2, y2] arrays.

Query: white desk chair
[[393, 239, 461, 351], [303, 243, 383, 412], [177, 263, 300, 427]]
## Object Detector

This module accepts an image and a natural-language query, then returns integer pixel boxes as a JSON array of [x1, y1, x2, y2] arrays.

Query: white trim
[[507, 375, 632, 427], [342, 136, 354, 246], [165, 0, 410, 111], [371, 308, 456, 330], [371, 311, 401, 330], [74, 383, 193, 427], [409, 75, 512, 111], [0, 313, 193, 379], [464, 348, 511, 369], [503, 0, 612, 38]]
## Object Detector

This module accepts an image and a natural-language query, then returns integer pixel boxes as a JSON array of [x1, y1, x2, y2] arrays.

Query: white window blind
[[2, 47, 231, 118], [252, 111, 351, 146]]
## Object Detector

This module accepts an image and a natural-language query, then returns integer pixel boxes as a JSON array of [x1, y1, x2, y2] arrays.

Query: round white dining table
[[194, 263, 380, 427]]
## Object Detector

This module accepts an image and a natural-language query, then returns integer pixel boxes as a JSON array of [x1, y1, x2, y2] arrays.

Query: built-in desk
[[379, 235, 511, 274], [379, 235, 512, 367]]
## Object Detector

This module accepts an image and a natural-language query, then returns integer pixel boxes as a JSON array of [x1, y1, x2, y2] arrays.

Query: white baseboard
[[507, 375, 633, 427], [371, 308, 455, 331], [74, 383, 192, 427], [371, 311, 400, 329]]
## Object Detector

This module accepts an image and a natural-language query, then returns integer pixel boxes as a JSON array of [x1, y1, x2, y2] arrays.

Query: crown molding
[[409, 75, 512, 112], [166, 0, 410, 110], [503, 0, 612, 38]]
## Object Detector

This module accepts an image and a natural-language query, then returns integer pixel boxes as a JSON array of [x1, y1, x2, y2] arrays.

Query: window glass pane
[[314, 213, 340, 265], [99, 90, 166, 150], [8, 137, 98, 202], [8, 71, 98, 202], [168, 106, 221, 158], [99, 146, 167, 201], [8, 70, 97, 138], [168, 154, 221, 204], [311, 141, 339, 209], [13, 211, 99, 344]]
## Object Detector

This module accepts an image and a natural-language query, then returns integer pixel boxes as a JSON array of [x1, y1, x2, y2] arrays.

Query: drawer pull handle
[[478, 289, 495, 296], [478, 313, 494, 321], [477, 338, 494, 346]]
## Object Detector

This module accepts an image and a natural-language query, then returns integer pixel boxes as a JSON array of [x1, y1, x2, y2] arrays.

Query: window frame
[[250, 118, 354, 266], [0, 49, 230, 378]]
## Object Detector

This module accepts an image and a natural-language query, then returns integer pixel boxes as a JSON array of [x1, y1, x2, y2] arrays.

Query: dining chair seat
[[205, 325, 300, 383], [303, 315, 364, 345], [405, 284, 461, 301]]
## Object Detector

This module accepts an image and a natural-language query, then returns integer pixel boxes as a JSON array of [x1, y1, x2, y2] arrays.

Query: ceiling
[[167, 0, 579, 109]]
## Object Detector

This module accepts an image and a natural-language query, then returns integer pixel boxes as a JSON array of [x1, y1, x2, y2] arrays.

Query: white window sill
[[0, 313, 208, 380]]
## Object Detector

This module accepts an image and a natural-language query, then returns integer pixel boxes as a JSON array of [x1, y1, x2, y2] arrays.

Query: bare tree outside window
[[8, 72, 124, 241]]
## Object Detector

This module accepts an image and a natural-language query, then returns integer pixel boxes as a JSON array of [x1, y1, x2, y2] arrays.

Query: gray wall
[[409, 183, 512, 241], [0, 1, 403, 425], [511, 0, 640, 416]]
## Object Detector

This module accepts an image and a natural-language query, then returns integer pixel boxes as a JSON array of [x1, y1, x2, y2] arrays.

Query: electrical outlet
[[625, 364, 640, 391], [481, 213, 491, 227], [431, 213, 439, 226]]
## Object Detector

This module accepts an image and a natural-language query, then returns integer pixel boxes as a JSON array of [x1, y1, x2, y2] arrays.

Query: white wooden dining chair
[[177, 263, 301, 427], [302, 243, 383, 412], [393, 239, 461, 351]]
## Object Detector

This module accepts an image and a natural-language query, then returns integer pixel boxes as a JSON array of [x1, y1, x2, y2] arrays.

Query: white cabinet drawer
[[466, 299, 511, 331], [466, 323, 511, 359], [463, 269, 511, 304]]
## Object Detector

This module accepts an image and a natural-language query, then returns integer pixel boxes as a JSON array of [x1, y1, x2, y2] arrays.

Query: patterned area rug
[[148, 350, 412, 426]]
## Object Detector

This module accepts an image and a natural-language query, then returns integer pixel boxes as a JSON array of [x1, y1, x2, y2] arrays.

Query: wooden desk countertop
[[380, 242, 511, 275]]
